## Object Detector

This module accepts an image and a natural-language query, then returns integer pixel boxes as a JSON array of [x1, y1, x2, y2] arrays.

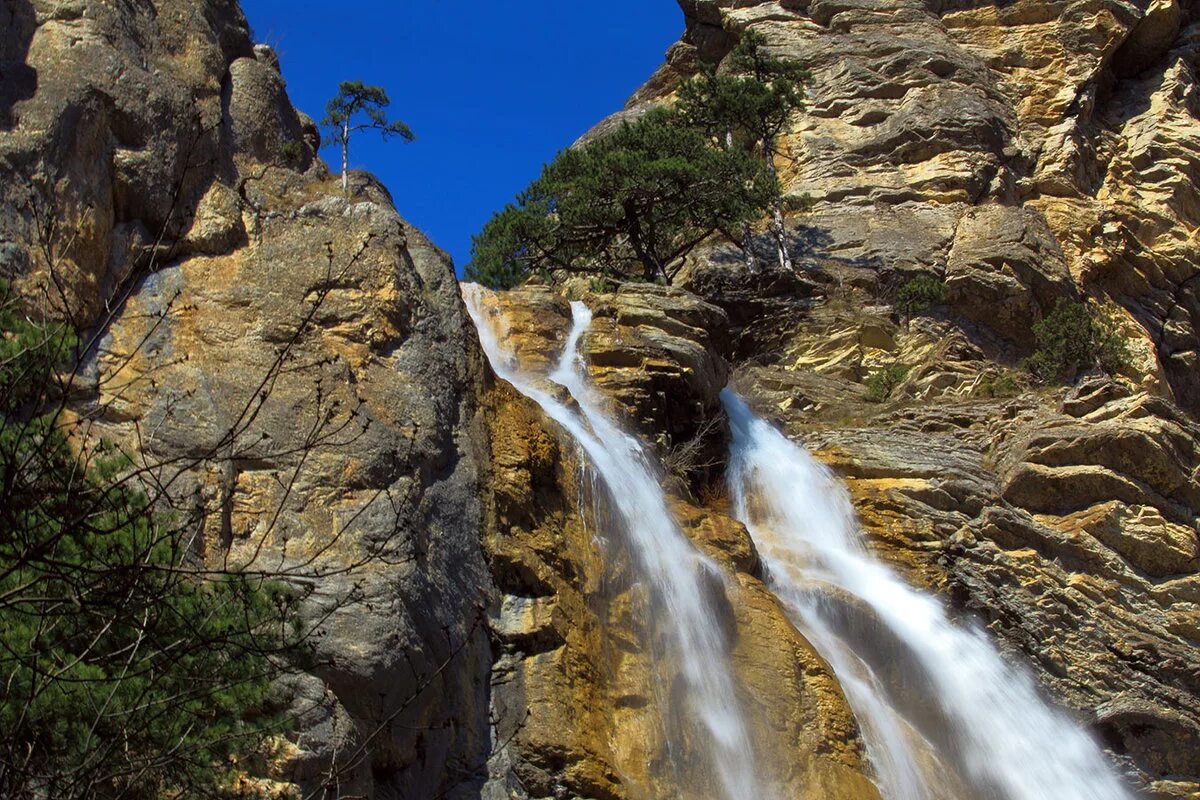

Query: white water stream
[[462, 283, 1135, 800], [462, 285, 765, 800], [722, 390, 1135, 800]]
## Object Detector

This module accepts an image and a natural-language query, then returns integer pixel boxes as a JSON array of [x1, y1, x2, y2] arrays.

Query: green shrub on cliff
[[1025, 299, 1130, 384], [0, 280, 299, 799], [466, 108, 777, 288], [865, 364, 910, 403], [896, 274, 947, 317]]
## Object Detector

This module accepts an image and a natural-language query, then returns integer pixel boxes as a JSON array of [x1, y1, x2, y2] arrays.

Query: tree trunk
[[341, 122, 350, 195], [762, 133, 793, 272], [743, 222, 756, 273], [627, 218, 669, 285]]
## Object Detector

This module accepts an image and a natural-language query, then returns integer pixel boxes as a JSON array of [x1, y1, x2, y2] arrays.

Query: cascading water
[[462, 285, 765, 800], [722, 389, 1135, 800]]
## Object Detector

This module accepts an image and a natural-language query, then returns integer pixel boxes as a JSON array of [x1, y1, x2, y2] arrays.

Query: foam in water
[[462, 285, 765, 800], [722, 389, 1135, 800]]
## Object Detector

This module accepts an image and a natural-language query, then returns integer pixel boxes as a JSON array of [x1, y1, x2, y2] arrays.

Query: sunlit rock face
[[602, 2, 1200, 796], [1, 3, 492, 798], [473, 285, 881, 800], [623, 0, 1200, 411], [473, 283, 730, 482]]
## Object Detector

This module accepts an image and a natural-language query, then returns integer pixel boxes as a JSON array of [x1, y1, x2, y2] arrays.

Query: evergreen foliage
[[467, 31, 810, 288], [974, 371, 1022, 399], [865, 364, 910, 403], [0, 280, 299, 799], [896, 274, 947, 316], [466, 108, 777, 288], [677, 30, 807, 150], [1025, 299, 1130, 384], [677, 30, 808, 271], [322, 80, 415, 192]]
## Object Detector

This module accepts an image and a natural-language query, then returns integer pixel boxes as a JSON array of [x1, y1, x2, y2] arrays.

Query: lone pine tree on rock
[[322, 80, 415, 194]]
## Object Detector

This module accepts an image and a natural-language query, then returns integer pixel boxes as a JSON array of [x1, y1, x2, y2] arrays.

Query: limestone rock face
[[596, 1, 1200, 796], [1, 3, 492, 798], [730, 357, 1200, 799], [647, 0, 1200, 412], [944, 205, 1075, 349], [586, 284, 730, 446], [476, 282, 732, 490]]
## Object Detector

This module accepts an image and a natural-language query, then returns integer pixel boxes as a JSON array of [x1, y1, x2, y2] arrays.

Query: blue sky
[[240, 1, 683, 272]]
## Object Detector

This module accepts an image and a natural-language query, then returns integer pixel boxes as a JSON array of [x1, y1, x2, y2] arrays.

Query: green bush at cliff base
[[0, 280, 299, 799], [865, 364, 910, 403], [588, 276, 616, 294], [896, 274, 947, 316], [1024, 299, 1130, 384]]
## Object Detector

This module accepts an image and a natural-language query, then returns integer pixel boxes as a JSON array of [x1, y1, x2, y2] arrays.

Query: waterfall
[[463, 285, 765, 800], [722, 389, 1135, 800]]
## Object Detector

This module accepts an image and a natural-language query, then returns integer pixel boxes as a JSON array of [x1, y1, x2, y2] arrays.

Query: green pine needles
[[467, 31, 808, 288], [322, 80, 415, 194], [1025, 299, 1130, 384], [466, 107, 777, 287], [865, 364, 910, 403], [896, 275, 947, 317], [677, 29, 808, 272], [0, 280, 301, 799]]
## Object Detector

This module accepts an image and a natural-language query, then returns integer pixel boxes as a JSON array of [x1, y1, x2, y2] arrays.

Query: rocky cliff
[[4, 0, 1200, 799], [1, 2, 491, 797], [472, 284, 882, 800]]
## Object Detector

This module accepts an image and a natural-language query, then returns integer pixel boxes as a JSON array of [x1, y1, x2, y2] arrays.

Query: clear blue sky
[[240, 1, 684, 272]]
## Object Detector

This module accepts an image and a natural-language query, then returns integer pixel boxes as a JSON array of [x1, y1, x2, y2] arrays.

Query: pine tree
[[678, 30, 808, 271], [321, 80, 415, 194], [466, 108, 776, 288]]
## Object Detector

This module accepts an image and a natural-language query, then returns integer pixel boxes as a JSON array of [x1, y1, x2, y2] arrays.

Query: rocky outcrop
[[1, 3, 493, 798], [652, 0, 1200, 410], [478, 282, 732, 488], [789, 380, 1200, 799]]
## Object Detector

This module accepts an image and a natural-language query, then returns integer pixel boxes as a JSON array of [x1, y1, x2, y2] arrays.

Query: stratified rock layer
[[641, 0, 1200, 409]]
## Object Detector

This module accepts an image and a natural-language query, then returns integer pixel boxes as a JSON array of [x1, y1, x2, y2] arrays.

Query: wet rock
[[741, 372, 1200, 797], [587, 283, 730, 444], [480, 378, 881, 800]]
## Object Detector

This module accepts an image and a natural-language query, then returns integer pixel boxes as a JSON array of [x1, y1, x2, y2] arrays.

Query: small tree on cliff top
[[322, 80, 415, 194], [678, 30, 808, 271], [466, 108, 777, 288]]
